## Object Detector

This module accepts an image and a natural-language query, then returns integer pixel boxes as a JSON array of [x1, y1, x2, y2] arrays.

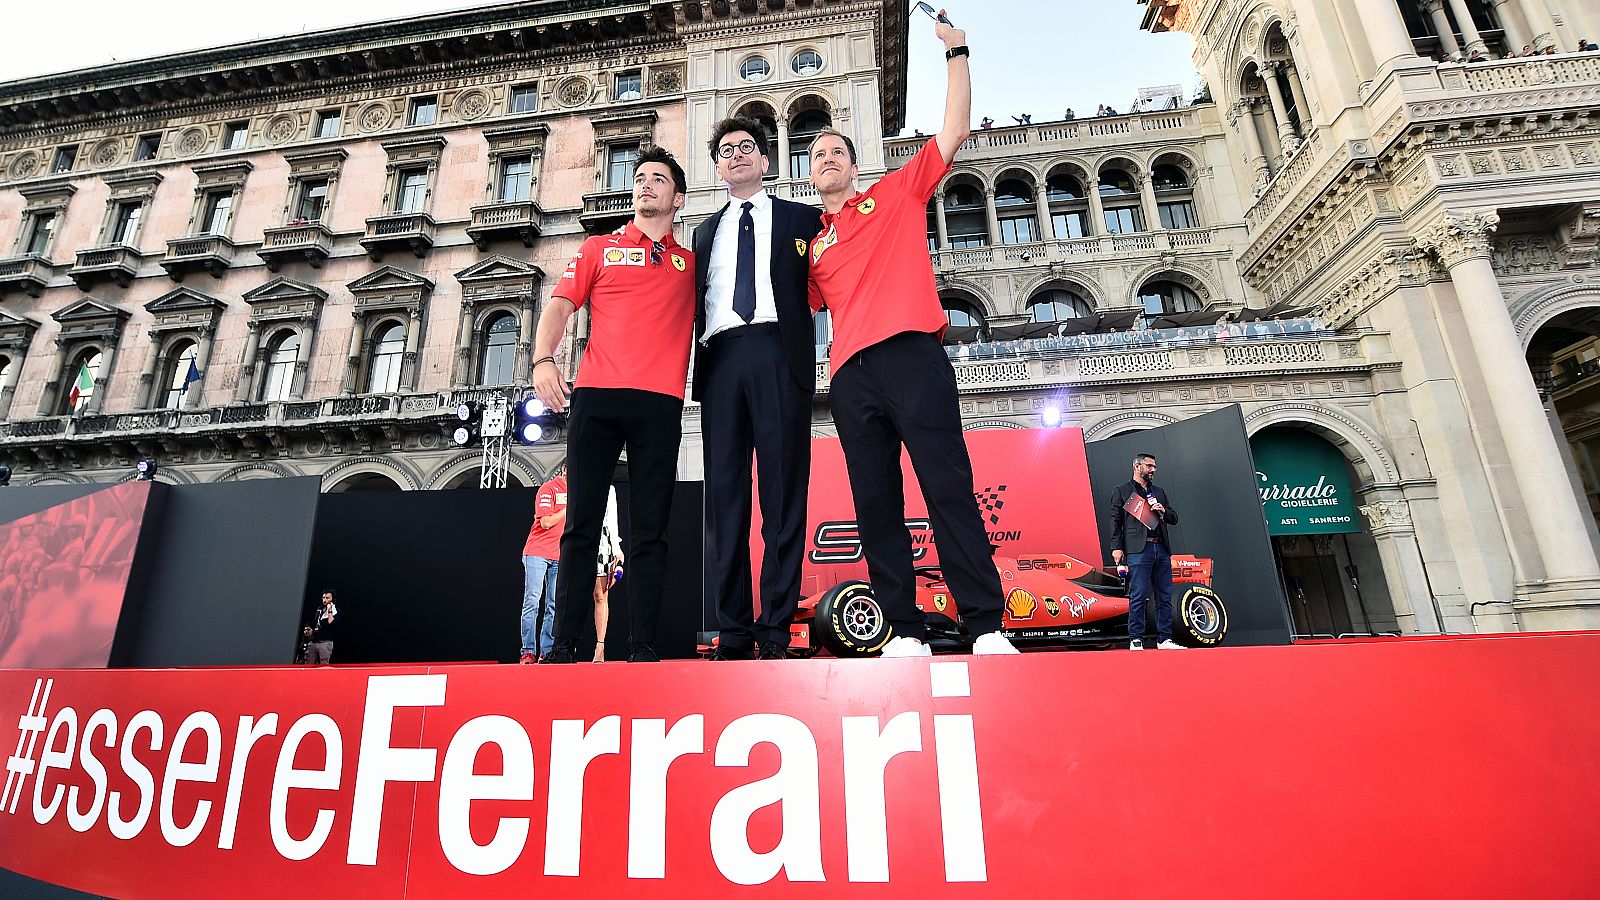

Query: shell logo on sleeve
[[811, 224, 838, 263]]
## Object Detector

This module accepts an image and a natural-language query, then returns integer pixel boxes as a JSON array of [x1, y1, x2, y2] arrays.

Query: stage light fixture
[[513, 393, 565, 446], [0, 465, 11, 487], [455, 401, 477, 422], [521, 396, 546, 419], [135, 458, 158, 482], [521, 423, 543, 443], [1042, 406, 1063, 427]]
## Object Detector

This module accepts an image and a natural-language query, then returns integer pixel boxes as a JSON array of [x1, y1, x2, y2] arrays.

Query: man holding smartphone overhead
[[805, 8, 1017, 658]]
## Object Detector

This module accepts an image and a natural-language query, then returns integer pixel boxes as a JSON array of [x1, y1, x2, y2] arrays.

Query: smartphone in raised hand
[[913, 2, 953, 25]]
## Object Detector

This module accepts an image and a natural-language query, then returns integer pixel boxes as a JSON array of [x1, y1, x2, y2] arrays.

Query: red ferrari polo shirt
[[807, 138, 953, 367], [522, 475, 567, 560], [551, 222, 696, 400]]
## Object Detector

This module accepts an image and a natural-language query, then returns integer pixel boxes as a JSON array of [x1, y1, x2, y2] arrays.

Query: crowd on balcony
[[936, 313, 1328, 362]]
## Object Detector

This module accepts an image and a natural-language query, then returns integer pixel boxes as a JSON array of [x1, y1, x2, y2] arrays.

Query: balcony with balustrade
[[932, 227, 1225, 273], [258, 221, 334, 271], [360, 212, 436, 260], [466, 200, 543, 249], [884, 106, 1214, 166], [68, 244, 141, 290], [580, 189, 634, 234], [0, 254, 52, 297], [161, 234, 237, 281]]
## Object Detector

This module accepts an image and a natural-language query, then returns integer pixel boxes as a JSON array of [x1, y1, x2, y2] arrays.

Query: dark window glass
[[261, 332, 300, 402], [511, 85, 538, 113], [297, 179, 329, 222], [202, 192, 234, 234], [479, 313, 518, 386], [615, 72, 642, 101], [1102, 205, 1144, 235], [1138, 280, 1203, 316], [1051, 210, 1088, 239], [134, 134, 160, 161], [1158, 201, 1199, 230], [223, 122, 248, 151], [111, 202, 143, 244], [792, 50, 823, 76], [315, 109, 342, 138], [366, 323, 404, 394], [1029, 290, 1091, 322], [396, 169, 428, 213], [25, 212, 56, 255], [1098, 170, 1137, 195], [51, 146, 77, 174], [162, 341, 198, 410], [500, 156, 533, 201], [408, 97, 438, 126], [607, 143, 639, 190]]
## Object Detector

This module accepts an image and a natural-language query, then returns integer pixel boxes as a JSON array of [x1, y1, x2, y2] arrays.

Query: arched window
[[260, 331, 300, 402], [942, 299, 988, 341], [944, 184, 988, 249], [1099, 168, 1144, 234], [365, 321, 404, 394], [1152, 164, 1199, 230], [788, 109, 831, 181], [994, 178, 1038, 245], [1028, 290, 1092, 323], [479, 312, 518, 386], [161, 340, 198, 410], [1046, 173, 1091, 239], [60, 348, 102, 415], [1138, 280, 1204, 316]]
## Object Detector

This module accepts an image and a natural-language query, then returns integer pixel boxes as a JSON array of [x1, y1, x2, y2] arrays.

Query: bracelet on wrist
[[533, 356, 556, 370], [945, 44, 969, 60]]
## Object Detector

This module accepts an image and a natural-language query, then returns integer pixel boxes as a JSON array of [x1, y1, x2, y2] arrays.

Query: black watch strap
[[946, 45, 970, 60]]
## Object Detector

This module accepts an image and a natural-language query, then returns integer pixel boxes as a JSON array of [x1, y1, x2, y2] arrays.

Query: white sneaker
[[1129, 639, 1145, 651], [881, 636, 932, 658], [972, 631, 1020, 655], [1156, 640, 1186, 650]]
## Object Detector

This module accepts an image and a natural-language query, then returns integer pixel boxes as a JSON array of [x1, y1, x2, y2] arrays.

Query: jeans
[[1127, 542, 1173, 643], [522, 555, 558, 655]]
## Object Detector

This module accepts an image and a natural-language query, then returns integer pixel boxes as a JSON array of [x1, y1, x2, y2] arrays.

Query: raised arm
[[933, 12, 971, 165]]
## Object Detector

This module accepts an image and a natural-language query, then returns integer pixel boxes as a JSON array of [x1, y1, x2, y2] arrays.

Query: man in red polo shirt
[[806, 13, 1017, 657], [531, 145, 695, 663]]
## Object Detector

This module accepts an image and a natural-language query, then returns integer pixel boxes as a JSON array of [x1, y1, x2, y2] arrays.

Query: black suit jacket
[[1107, 480, 1179, 556], [691, 194, 824, 402]]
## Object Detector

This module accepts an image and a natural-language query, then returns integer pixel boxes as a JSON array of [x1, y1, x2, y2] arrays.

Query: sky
[[0, 1, 1200, 132]]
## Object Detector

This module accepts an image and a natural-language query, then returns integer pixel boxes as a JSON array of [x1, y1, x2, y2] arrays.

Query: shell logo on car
[[1005, 587, 1038, 621]]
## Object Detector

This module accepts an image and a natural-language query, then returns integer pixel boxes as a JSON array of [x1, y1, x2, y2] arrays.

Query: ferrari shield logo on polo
[[625, 247, 647, 266], [795, 238, 808, 257], [671, 254, 686, 271], [811, 224, 838, 262], [857, 197, 876, 215], [603, 248, 626, 266]]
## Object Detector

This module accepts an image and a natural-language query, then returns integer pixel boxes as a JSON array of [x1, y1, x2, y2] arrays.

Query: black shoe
[[757, 641, 787, 660], [628, 643, 661, 663], [541, 643, 578, 664], [709, 645, 753, 661]]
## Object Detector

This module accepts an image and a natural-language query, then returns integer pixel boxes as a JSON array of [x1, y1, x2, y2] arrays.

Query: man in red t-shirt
[[519, 465, 567, 664], [806, 13, 1017, 658], [531, 145, 695, 664]]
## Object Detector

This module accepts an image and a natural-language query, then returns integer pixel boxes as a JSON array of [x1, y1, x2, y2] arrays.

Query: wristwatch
[[946, 45, 969, 60]]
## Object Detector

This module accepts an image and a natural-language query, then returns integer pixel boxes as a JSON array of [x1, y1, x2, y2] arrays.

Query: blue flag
[[182, 359, 202, 393]]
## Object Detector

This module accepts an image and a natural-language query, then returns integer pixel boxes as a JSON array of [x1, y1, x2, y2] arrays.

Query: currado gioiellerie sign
[[1249, 429, 1360, 535]]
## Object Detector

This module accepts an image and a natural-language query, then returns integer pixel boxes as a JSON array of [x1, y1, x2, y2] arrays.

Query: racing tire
[[1174, 584, 1228, 647], [814, 580, 893, 657]]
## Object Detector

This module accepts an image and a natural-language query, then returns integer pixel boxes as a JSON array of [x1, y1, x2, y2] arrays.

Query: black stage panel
[[0, 867, 106, 900], [303, 483, 705, 664], [0, 482, 111, 525], [113, 477, 320, 667], [1087, 405, 1294, 647]]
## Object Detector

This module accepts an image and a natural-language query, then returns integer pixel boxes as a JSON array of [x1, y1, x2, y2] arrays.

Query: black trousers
[[700, 324, 812, 650], [553, 387, 683, 650], [828, 331, 1003, 640]]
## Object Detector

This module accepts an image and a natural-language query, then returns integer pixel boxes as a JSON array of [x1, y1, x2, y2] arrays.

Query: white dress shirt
[[703, 188, 778, 342]]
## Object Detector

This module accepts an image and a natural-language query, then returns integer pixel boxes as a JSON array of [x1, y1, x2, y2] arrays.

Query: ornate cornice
[[1414, 211, 1500, 268]]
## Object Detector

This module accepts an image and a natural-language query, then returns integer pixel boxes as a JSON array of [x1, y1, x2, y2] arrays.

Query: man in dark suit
[[1108, 452, 1183, 651], [693, 115, 824, 660]]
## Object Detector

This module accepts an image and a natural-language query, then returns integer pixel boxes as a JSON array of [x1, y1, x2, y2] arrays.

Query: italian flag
[[66, 363, 92, 410]]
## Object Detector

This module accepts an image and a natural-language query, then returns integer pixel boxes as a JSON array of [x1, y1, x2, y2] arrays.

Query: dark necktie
[[734, 201, 756, 324]]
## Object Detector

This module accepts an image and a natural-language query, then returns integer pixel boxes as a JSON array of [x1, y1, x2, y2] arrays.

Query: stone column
[[775, 117, 791, 182], [86, 343, 116, 415], [1423, 0, 1463, 55], [1444, 0, 1488, 56], [135, 337, 163, 409], [1486, 0, 1529, 50], [341, 311, 367, 395], [1352, 0, 1421, 66], [1137, 173, 1162, 232], [1232, 100, 1271, 194], [1260, 62, 1303, 153], [1256, 97, 1285, 167], [1515, 0, 1564, 51], [236, 321, 262, 402], [0, 348, 23, 420], [453, 301, 476, 389], [1415, 212, 1600, 582], [982, 188, 1001, 247], [933, 190, 950, 248], [1284, 64, 1314, 132], [187, 325, 215, 411], [516, 295, 537, 378], [1357, 497, 1444, 634], [39, 339, 69, 416], [1033, 186, 1055, 242], [400, 304, 423, 393], [289, 317, 314, 402], [1086, 178, 1107, 237]]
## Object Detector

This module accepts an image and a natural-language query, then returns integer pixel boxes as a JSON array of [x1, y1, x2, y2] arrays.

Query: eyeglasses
[[717, 139, 760, 159], [650, 240, 665, 266]]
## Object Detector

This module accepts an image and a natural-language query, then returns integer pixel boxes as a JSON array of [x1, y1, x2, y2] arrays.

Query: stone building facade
[[1, 0, 1598, 634]]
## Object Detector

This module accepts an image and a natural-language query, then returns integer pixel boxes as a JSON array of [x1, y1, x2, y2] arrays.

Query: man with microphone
[[1108, 453, 1183, 650]]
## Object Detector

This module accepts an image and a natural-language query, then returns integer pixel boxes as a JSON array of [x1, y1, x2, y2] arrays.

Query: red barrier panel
[[2, 634, 1599, 898]]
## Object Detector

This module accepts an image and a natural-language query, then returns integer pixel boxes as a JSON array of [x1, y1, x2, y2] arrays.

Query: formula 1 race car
[[787, 553, 1228, 656]]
